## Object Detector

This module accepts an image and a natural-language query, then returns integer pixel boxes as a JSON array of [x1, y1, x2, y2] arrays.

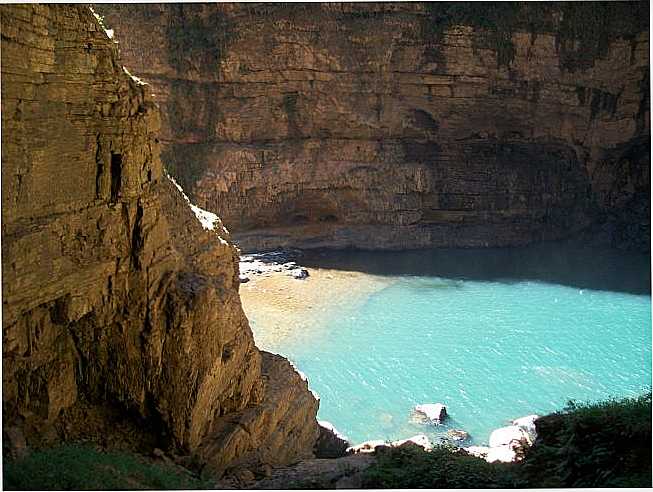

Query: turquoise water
[[250, 242, 651, 446]]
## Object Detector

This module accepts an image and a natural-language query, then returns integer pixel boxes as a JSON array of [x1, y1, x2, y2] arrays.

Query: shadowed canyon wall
[[97, 2, 650, 251], [1, 4, 318, 476]]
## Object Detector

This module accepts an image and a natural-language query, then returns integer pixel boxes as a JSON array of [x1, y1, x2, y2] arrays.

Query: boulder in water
[[238, 275, 250, 283], [414, 403, 447, 423]]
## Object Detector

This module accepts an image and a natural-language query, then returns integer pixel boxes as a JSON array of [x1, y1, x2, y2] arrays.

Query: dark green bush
[[520, 392, 652, 488], [362, 445, 519, 489], [3, 444, 212, 490]]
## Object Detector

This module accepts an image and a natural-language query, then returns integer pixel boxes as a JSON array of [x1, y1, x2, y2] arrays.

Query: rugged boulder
[[1, 4, 318, 476], [97, 2, 650, 251]]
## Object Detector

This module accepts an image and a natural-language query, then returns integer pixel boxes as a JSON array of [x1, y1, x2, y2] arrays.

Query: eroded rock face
[[315, 421, 350, 459], [97, 3, 650, 251], [1, 4, 318, 476]]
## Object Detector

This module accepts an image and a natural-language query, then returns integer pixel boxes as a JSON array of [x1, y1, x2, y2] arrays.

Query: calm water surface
[[249, 241, 651, 446]]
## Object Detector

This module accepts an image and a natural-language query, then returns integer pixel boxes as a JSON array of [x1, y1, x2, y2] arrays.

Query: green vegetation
[[520, 392, 652, 488], [363, 392, 652, 488], [3, 444, 212, 490], [4, 394, 650, 489], [362, 444, 518, 488]]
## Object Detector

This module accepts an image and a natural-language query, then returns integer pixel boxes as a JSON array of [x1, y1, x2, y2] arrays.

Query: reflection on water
[[299, 239, 651, 295]]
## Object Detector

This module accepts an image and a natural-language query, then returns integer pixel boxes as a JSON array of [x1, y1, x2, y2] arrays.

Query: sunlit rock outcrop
[[1, 4, 318, 476]]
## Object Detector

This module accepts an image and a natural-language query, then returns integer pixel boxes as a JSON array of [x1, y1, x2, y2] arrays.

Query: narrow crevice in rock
[[110, 152, 122, 204]]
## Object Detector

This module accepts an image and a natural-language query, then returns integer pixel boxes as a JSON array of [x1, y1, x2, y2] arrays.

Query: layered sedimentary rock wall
[[1, 4, 318, 476], [97, 2, 650, 251]]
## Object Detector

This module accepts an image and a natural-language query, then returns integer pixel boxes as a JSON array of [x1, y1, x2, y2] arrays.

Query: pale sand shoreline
[[239, 266, 393, 350]]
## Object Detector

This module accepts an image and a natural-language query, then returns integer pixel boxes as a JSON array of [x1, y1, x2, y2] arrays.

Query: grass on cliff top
[[3, 444, 213, 490], [362, 392, 652, 489]]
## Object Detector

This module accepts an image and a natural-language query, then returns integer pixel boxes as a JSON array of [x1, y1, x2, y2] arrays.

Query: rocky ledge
[[97, 2, 650, 252]]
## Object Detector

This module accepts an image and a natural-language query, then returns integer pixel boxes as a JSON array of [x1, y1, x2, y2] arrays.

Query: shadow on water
[[298, 239, 651, 296]]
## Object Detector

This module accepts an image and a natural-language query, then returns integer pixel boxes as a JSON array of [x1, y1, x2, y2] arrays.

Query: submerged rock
[[447, 429, 471, 443], [414, 403, 448, 423]]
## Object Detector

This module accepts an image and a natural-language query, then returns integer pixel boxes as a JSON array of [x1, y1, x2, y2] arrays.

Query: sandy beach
[[239, 263, 392, 351]]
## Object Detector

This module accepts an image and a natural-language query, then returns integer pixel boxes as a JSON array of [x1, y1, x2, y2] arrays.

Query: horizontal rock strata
[[98, 2, 650, 251], [1, 4, 318, 476]]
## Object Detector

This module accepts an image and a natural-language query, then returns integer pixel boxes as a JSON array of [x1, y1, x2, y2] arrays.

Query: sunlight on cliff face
[[168, 173, 230, 243]]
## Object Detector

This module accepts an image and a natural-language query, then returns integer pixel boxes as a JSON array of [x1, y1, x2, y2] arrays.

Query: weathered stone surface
[[196, 352, 319, 476], [4, 427, 28, 461], [1, 4, 318, 476], [97, 3, 650, 251], [315, 420, 350, 459], [224, 453, 375, 489]]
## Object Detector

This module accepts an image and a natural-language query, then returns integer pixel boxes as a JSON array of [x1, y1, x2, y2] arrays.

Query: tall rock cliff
[[1, 4, 318, 476], [97, 2, 650, 251]]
